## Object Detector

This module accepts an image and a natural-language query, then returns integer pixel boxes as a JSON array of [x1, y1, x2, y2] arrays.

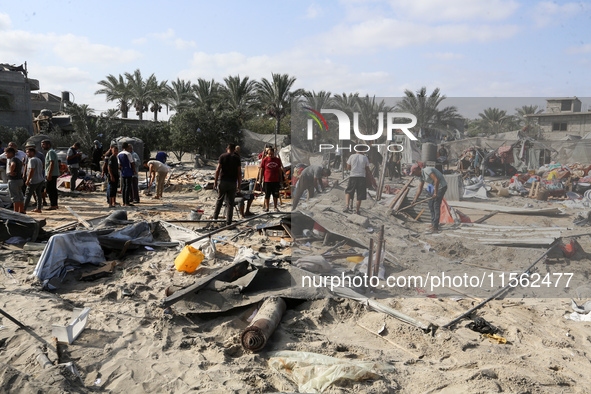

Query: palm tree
[[515, 105, 543, 128], [477, 107, 511, 135], [147, 77, 169, 121], [168, 78, 193, 113], [125, 69, 153, 120], [95, 74, 131, 118], [222, 75, 257, 123], [396, 87, 462, 139], [101, 108, 121, 118], [256, 73, 300, 147], [192, 78, 221, 111], [355, 95, 394, 141]]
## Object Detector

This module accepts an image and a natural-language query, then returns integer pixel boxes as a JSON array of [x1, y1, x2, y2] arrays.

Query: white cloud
[[306, 4, 323, 19], [53, 34, 143, 64], [0, 24, 141, 66], [30, 64, 94, 91], [565, 43, 591, 54], [388, 0, 520, 22], [314, 18, 520, 55], [178, 49, 394, 95], [0, 12, 11, 30], [532, 1, 585, 28], [131, 37, 147, 45], [133, 28, 197, 51], [175, 38, 197, 50], [0, 30, 47, 60], [423, 52, 465, 60], [152, 28, 175, 40]]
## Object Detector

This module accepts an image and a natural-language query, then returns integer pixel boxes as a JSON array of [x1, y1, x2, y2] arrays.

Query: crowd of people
[[0, 139, 60, 214]]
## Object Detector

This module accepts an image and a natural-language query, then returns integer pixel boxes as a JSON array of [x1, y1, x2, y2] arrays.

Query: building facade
[[526, 97, 591, 138], [0, 64, 38, 134]]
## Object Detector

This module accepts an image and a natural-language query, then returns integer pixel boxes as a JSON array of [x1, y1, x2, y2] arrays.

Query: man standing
[[108, 145, 120, 208], [344, 151, 370, 214], [292, 165, 330, 209], [388, 150, 402, 180], [213, 144, 241, 226], [66, 142, 82, 191], [144, 159, 170, 199], [130, 145, 141, 203], [6, 142, 26, 176], [411, 163, 448, 233], [257, 147, 284, 212], [5, 148, 24, 213], [42, 139, 59, 210], [117, 142, 135, 207], [91, 140, 103, 174], [23, 147, 44, 214]]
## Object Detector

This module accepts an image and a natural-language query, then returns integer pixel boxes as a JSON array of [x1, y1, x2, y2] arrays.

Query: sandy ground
[[1, 167, 591, 393]]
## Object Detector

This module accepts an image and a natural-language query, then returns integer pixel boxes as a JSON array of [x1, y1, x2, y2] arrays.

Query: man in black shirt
[[107, 145, 120, 208], [213, 144, 242, 225]]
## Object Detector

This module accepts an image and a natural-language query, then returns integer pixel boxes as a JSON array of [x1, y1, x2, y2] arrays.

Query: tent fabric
[[241, 129, 288, 154], [33, 231, 105, 286], [0, 207, 41, 242]]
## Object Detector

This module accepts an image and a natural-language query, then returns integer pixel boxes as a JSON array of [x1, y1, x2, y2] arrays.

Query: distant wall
[[0, 71, 34, 134]]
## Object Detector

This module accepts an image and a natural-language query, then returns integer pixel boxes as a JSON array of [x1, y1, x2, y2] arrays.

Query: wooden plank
[[388, 178, 413, 209], [65, 206, 93, 229], [413, 208, 426, 221], [376, 150, 389, 201], [392, 188, 410, 212]]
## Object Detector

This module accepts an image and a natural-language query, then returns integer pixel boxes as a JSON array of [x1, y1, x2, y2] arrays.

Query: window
[[552, 122, 567, 131], [561, 100, 572, 111]]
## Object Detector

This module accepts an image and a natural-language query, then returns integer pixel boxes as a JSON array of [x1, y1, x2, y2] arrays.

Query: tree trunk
[[274, 117, 280, 148], [154, 107, 158, 122]]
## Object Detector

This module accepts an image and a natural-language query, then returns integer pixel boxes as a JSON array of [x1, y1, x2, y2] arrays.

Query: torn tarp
[[33, 231, 105, 287], [0, 208, 42, 242]]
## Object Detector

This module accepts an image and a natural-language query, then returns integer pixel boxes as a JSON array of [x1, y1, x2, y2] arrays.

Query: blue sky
[[1, 0, 590, 119]]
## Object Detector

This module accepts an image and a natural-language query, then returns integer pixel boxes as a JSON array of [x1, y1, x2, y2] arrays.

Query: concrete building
[[526, 97, 591, 139], [31, 91, 62, 117], [0, 63, 38, 134]]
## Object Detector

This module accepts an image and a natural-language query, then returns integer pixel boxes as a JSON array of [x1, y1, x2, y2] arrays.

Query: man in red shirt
[[257, 147, 285, 212]]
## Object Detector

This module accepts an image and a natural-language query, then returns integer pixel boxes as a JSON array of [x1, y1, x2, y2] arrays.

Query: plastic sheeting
[[97, 222, 155, 250], [33, 231, 105, 286], [0, 207, 41, 242], [268, 350, 394, 393]]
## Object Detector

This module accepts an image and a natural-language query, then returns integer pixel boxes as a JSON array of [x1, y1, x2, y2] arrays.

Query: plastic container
[[174, 245, 204, 273]]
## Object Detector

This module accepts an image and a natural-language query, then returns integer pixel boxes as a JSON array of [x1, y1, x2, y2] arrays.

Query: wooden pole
[[366, 239, 374, 291], [373, 225, 384, 278]]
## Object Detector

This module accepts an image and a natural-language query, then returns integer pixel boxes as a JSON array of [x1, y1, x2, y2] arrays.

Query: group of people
[[99, 142, 170, 208], [0, 139, 60, 214], [290, 147, 449, 233], [212, 143, 287, 226]]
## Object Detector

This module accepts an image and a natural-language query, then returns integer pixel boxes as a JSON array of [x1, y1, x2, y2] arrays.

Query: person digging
[[410, 163, 447, 233]]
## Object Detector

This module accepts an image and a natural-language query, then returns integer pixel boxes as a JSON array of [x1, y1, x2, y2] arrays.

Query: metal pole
[[185, 211, 290, 245], [442, 239, 561, 329]]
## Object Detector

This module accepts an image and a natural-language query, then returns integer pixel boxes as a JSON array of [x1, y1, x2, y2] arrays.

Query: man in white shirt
[[344, 151, 370, 214]]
